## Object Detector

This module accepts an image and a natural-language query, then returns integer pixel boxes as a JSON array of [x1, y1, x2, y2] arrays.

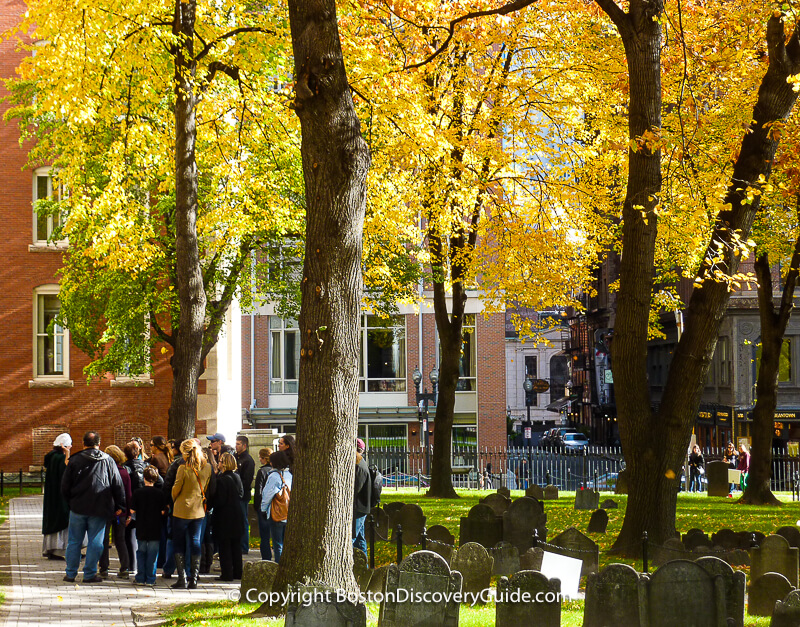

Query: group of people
[[686, 441, 751, 495]]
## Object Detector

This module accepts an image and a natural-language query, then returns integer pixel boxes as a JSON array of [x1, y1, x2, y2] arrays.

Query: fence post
[[396, 524, 403, 564], [40, 467, 45, 494], [19, 468, 23, 496], [417, 470, 421, 492], [642, 532, 649, 574], [546, 470, 551, 485], [368, 513, 375, 569], [1, 470, 4, 497], [421, 526, 427, 550], [594, 470, 598, 492], [532, 528, 539, 549]]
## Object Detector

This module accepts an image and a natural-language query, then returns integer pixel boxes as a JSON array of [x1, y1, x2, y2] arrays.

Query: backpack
[[270, 471, 291, 522], [368, 465, 382, 509]]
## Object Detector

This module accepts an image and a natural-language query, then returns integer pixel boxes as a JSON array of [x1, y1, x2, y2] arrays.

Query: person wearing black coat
[[353, 439, 371, 557], [234, 436, 255, 555], [253, 448, 273, 560], [42, 434, 72, 559], [212, 453, 244, 581]]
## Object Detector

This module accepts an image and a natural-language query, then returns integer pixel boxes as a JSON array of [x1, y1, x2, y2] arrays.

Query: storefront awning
[[545, 397, 570, 413]]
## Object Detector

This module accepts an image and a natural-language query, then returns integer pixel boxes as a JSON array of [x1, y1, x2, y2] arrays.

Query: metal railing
[[0, 469, 45, 497]]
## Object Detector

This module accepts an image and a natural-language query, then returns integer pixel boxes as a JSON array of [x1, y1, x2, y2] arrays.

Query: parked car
[[543, 427, 578, 449], [559, 432, 590, 451]]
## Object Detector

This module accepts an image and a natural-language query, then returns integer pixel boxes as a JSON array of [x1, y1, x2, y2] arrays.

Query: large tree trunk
[[603, 7, 800, 553], [257, 0, 371, 610], [169, 0, 206, 441]]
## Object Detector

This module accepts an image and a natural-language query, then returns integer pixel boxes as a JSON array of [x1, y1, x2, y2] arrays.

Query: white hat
[[53, 433, 72, 448]]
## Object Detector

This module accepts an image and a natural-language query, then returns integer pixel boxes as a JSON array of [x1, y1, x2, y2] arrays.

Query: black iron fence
[[0, 468, 45, 497]]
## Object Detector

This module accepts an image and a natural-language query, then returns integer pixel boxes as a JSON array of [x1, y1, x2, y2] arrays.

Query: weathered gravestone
[[426, 525, 456, 564], [644, 559, 728, 627], [520, 547, 544, 571], [614, 468, 629, 494], [548, 527, 599, 577], [600, 499, 618, 510], [353, 548, 372, 592], [574, 488, 600, 511], [751, 535, 799, 588], [367, 565, 389, 594], [712, 529, 740, 551], [584, 563, 642, 627], [384, 502, 404, 528], [496, 570, 561, 627], [480, 493, 512, 517], [776, 526, 800, 550], [770, 588, 800, 627], [285, 583, 366, 627], [652, 538, 688, 567], [748, 572, 795, 617], [695, 555, 746, 627], [525, 485, 545, 500], [379, 550, 462, 626], [706, 461, 731, 497], [497, 486, 511, 499], [492, 541, 521, 576], [587, 509, 609, 534], [459, 503, 503, 548], [503, 497, 547, 553], [370, 506, 389, 541], [391, 504, 426, 546], [543, 485, 559, 500], [738, 531, 765, 549], [451, 542, 493, 599], [239, 560, 278, 604], [683, 529, 712, 551]]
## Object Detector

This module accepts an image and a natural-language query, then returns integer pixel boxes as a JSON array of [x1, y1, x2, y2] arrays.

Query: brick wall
[[477, 312, 507, 449]]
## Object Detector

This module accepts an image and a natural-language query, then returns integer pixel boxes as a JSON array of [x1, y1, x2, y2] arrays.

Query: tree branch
[[594, 0, 629, 38], [202, 61, 240, 91], [405, 0, 537, 70], [195, 27, 274, 61]]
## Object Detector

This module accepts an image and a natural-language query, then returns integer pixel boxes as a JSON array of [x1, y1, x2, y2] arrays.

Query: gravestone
[[548, 527, 599, 577], [652, 538, 688, 567], [502, 497, 547, 553], [384, 502, 404, 528], [525, 485, 545, 500], [750, 534, 799, 588], [695, 556, 746, 627], [367, 565, 388, 594], [353, 548, 372, 592], [543, 485, 559, 500], [451, 542, 493, 598], [771, 589, 800, 627], [426, 525, 456, 564], [584, 563, 642, 627], [520, 547, 544, 571], [712, 529, 739, 551], [737, 531, 764, 549], [239, 560, 278, 604], [706, 461, 731, 497], [600, 499, 618, 510], [391, 504, 426, 546], [285, 583, 366, 627], [248, 504, 259, 541], [492, 541, 521, 576], [587, 509, 609, 534], [683, 529, 712, 551], [496, 570, 561, 627], [614, 468, 629, 494], [370, 507, 389, 541], [748, 572, 795, 617], [497, 486, 511, 499], [480, 493, 512, 516], [459, 503, 503, 548], [379, 551, 462, 627], [776, 526, 800, 550], [574, 488, 600, 511], [645, 560, 727, 627]]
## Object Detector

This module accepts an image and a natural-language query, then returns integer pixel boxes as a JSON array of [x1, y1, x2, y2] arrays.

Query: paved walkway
[[2, 496, 243, 627]]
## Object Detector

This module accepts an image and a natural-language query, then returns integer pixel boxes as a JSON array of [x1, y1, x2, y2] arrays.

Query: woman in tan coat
[[170, 440, 213, 589]]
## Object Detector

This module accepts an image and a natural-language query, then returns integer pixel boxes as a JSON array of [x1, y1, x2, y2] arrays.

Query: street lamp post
[[413, 366, 438, 477], [523, 377, 534, 488]]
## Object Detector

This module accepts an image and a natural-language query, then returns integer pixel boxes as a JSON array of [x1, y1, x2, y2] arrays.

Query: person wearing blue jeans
[[270, 519, 287, 562], [131, 467, 168, 585], [260, 450, 292, 564], [60, 431, 126, 583], [253, 449, 273, 561], [352, 439, 371, 558]]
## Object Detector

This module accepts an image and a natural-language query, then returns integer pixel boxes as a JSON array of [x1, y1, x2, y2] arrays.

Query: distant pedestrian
[[99, 445, 133, 579], [261, 451, 292, 563], [277, 434, 296, 469], [353, 439, 371, 557], [130, 467, 168, 585], [148, 437, 172, 478], [61, 431, 126, 583], [234, 435, 255, 555], [253, 447, 273, 560], [738, 443, 750, 491], [723, 442, 738, 495], [42, 433, 71, 560], [212, 453, 244, 581], [688, 445, 705, 493], [206, 432, 225, 473]]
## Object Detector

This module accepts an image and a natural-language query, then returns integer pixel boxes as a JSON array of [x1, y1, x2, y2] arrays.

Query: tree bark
[[256, 0, 371, 610], [168, 0, 206, 441], [606, 8, 800, 553]]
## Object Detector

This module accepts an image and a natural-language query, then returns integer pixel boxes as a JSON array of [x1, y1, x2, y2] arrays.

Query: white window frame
[[31, 285, 71, 384], [437, 313, 478, 392], [31, 167, 66, 246], [359, 314, 407, 392], [269, 317, 300, 394]]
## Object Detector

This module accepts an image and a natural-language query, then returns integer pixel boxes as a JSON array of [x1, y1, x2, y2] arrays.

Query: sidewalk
[[1, 496, 243, 627]]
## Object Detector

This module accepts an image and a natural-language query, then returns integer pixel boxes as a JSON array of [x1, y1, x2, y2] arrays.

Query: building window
[[439, 314, 477, 391], [33, 168, 63, 243], [360, 315, 406, 392], [270, 317, 300, 394], [718, 336, 731, 386], [452, 425, 478, 466], [33, 286, 68, 379], [525, 355, 538, 407]]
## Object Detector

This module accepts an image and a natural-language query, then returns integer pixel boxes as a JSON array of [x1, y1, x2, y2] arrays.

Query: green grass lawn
[[166, 489, 800, 626]]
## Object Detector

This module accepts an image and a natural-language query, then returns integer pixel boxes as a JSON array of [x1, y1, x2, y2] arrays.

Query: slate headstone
[[600, 499, 618, 510], [520, 547, 544, 571], [645, 559, 727, 627], [496, 570, 561, 627], [353, 548, 372, 592], [491, 541, 521, 576], [451, 542, 493, 598], [480, 493, 512, 516], [614, 468, 629, 494], [502, 496, 547, 553], [543, 485, 559, 500], [367, 565, 388, 594], [738, 531, 765, 549], [574, 488, 600, 511], [459, 503, 503, 548], [548, 527, 599, 577], [584, 563, 642, 627], [239, 560, 278, 604], [525, 485, 545, 500], [379, 550, 462, 627], [706, 461, 731, 497], [771, 588, 800, 627], [683, 529, 712, 551], [427, 525, 456, 564], [587, 509, 609, 534], [652, 538, 688, 567], [391, 504, 427, 546], [750, 534, 799, 588], [370, 506, 390, 541], [384, 502, 404, 528], [712, 529, 739, 551], [497, 486, 511, 499], [285, 583, 366, 627], [695, 555, 746, 627], [748, 572, 795, 617], [776, 526, 800, 550]]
